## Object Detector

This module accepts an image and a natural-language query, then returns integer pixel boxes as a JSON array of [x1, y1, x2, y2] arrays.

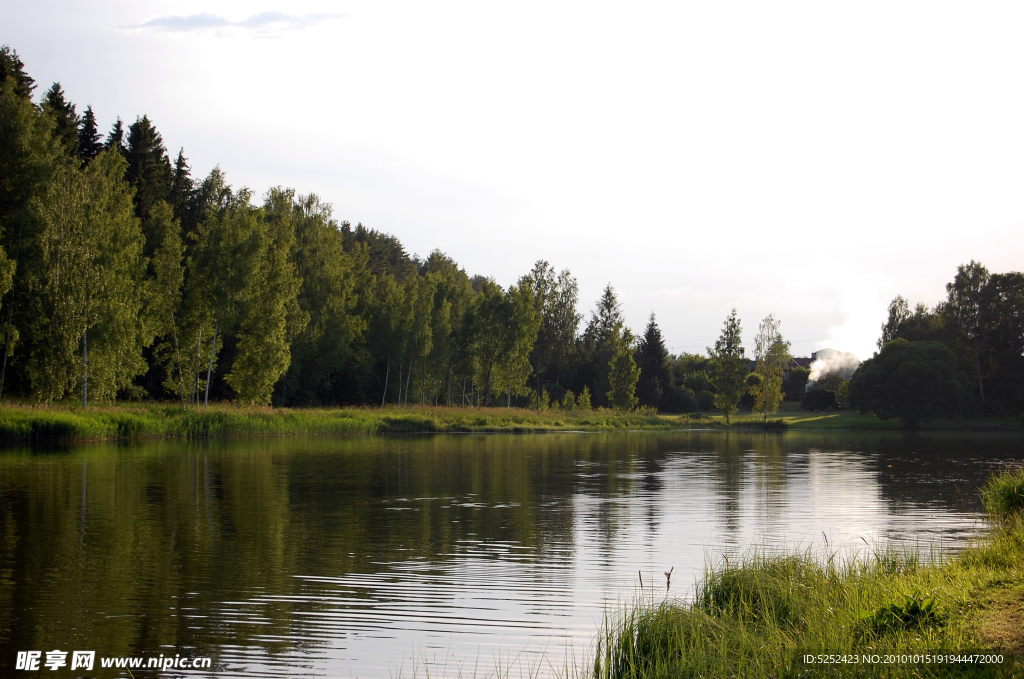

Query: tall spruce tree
[[580, 284, 624, 407], [105, 117, 126, 156], [170, 148, 193, 222], [0, 46, 35, 100], [77, 105, 102, 165], [41, 83, 79, 157], [126, 115, 173, 255], [636, 312, 671, 409]]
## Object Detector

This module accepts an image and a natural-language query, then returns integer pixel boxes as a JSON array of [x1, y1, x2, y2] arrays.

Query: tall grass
[[982, 467, 1024, 520], [593, 470, 1024, 678]]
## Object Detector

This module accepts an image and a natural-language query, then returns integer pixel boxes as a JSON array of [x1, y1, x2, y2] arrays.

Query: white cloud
[[124, 11, 347, 35]]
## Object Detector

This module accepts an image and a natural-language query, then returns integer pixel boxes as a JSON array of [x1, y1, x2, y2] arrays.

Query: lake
[[1, 430, 1022, 677]]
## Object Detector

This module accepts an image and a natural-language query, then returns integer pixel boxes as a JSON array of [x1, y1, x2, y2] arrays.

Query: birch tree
[[750, 314, 791, 420]]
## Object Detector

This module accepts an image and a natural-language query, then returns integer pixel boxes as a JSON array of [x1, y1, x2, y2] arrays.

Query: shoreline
[[0, 402, 1022, 442]]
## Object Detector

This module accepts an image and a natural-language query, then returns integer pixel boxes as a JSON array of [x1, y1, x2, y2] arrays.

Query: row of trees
[[849, 261, 1024, 424], [0, 47, 691, 410], [13, 47, 1015, 422]]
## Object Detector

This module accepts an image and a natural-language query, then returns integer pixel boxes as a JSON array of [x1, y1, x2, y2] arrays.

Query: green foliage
[[26, 150, 146, 402], [41, 82, 79, 157], [849, 339, 968, 427], [750, 314, 791, 418], [223, 188, 305, 405], [708, 309, 747, 423], [858, 595, 939, 635], [578, 385, 593, 410], [636, 313, 671, 409], [0, 45, 36, 99], [801, 388, 838, 411], [581, 284, 625, 408], [77, 105, 102, 165], [607, 333, 640, 411], [126, 116, 173, 239], [783, 366, 809, 400]]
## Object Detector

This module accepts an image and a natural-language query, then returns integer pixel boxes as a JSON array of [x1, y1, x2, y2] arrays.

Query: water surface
[[1, 430, 1021, 677]]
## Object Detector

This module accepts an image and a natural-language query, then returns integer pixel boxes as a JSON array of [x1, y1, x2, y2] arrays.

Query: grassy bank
[[0, 402, 699, 441], [1, 401, 1020, 442], [706, 401, 1024, 431], [593, 469, 1024, 679]]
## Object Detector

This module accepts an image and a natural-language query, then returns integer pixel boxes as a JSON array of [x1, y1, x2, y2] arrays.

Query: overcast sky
[[6, 1, 1024, 358]]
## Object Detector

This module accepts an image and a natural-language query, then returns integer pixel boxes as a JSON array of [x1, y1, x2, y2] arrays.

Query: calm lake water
[[1, 430, 1022, 677]]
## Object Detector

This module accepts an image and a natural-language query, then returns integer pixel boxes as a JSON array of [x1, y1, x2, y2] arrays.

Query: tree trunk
[[382, 354, 390, 407], [405, 359, 413, 406], [204, 323, 218, 409], [975, 347, 986, 403], [171, 325, 185, 409], [191, 323, 204, 407], [397, 359, 403, 404], [82, 324, 88, 410], [462, 376, 466, 406]]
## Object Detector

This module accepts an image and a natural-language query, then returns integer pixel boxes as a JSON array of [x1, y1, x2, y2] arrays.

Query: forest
[[2, 46, 1023, 423]]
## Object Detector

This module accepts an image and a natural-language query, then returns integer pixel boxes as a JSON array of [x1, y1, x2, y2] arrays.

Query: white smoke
[[806, 348, 861, 388]]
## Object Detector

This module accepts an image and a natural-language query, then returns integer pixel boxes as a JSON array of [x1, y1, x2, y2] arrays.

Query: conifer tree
[[708, 309, 747, 422], [636, 312, 671, 408], [41, 83, 79, 157], [0, 46, 35, 100], [170, 148, 193, 222], [580, 284, 624, 407], [105, 117, 126, 156], [77, 105, 102, 165], [126, 115, 173, 254]]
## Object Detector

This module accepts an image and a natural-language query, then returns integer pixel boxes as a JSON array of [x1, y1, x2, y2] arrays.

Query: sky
[[5, 1, 1024, 359]]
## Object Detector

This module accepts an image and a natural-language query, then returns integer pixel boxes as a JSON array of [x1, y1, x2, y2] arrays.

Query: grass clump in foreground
[[594, 468, 1024, 679]]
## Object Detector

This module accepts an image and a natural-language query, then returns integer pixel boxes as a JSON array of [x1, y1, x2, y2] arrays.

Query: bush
[[801, 389, 838, 411], [659, 384, 697, 413]]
